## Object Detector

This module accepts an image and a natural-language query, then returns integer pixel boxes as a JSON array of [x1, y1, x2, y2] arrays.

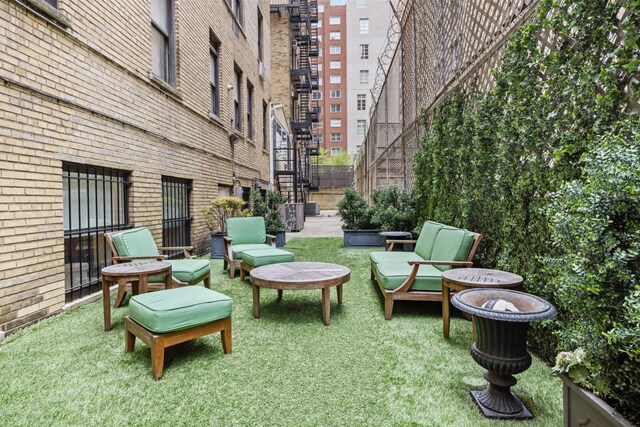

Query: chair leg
[[114, 286, 127, 308], [125, 327, 136, 352], [223, 259, 228, 271], [203, 274, 211, 289], [239, 267, 245, 281], [151, 336, 165, 380], [221, 317, 232, 354], [371, 267, 375, 281], [384, 293, 394, 320]]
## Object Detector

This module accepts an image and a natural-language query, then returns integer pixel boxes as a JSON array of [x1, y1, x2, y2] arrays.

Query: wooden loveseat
[[370, 221, 482, 319]]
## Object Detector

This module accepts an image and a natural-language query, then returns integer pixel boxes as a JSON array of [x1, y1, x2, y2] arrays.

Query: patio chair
[[370, 220, 482, 319], [224, 217, 276, 278], [105, 227, 211, 307]]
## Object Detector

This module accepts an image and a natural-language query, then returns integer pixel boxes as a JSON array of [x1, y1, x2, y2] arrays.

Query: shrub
[[200, 196, 248, 234], [337, 187, 374, 230], [543, 121, 640, 414], [249, 189, 268, 219], [369, 186, 417, 232], [265, 190, 286, 234]]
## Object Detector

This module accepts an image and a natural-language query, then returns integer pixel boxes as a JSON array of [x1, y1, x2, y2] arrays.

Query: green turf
[[0, 238, 562, 426]]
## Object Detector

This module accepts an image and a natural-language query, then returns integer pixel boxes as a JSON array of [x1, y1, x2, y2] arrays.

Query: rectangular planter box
[[210, 233, 225, 259], [560, 374, 634, 427], [343, 230, 386, 248], [280, 203, 305, 232]]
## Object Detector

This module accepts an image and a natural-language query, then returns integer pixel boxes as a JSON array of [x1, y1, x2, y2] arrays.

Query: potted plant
[[337, 187, 384, 247], [201, 196, 247, 258], [552, 349, 634, 427], [369, 186, 417, 251], [250, 189, 286, 248]]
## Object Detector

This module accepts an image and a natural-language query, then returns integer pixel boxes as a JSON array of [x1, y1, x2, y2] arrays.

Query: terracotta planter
[[343, 229, 385, 248], [559, 374, 634, 427]]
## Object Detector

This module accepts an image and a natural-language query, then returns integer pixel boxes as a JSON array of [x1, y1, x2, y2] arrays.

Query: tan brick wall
[[0, 0, 272, 334], [269, 9, 293, 122]]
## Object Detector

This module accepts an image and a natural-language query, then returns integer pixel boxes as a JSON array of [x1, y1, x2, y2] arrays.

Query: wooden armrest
[[407, 260, 473, 267], [266, 234, 277, 247], [112, 255, 166, 264], [385, 239, 417, 251], [159, 246, 193, 252], [223, 236, 233, 242]]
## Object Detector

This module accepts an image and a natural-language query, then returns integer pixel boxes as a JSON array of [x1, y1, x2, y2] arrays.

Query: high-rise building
[[316, 0, 347, 156], [346, 0, 392, 153]]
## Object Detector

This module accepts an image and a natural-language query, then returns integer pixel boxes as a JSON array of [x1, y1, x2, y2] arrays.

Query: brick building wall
[[0, 0, 272, 335]]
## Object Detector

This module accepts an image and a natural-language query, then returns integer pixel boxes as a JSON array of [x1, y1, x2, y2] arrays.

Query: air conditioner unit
[[259, 61, 267, 80]]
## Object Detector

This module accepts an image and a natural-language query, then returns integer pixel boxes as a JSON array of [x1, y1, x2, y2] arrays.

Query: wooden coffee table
[[101, 261, 172, 332], [441, 268, 523, 339], [249, 262, 351, 325]]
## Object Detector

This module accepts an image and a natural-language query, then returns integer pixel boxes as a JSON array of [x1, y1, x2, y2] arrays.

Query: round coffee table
[[441, 268, 523, 339], [101, 261, 172, 331], [249, 262, 351, 325]]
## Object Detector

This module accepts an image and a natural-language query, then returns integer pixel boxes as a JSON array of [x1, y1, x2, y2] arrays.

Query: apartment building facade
[[316, 0, 347, 156], [346, 0, 391, 153], [0, 0, 271, 335]]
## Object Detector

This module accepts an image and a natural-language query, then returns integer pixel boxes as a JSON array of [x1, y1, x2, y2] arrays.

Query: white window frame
[[360, 44, 369, 59], [359, 70, 369, 84], [330, 45, 341, 55], [359, 18, 369, 35], [330, 61, 341, 69], [357, 94, 366, 111], [330, 75, 341, 84], [329, 31, 341, 40], [329, 16, 341, 25], [330, 119, 342, 127], [330, 90, 341, 98], [330, 104, 341, 112], [331, 133, 342, 141]]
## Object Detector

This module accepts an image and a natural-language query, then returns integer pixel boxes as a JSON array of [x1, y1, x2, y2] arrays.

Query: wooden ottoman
[[125, 286, 232, 379], [239, 248, 294, 280]]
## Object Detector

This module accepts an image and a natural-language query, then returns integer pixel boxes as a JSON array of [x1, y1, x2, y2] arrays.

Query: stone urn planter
[[452, 288, 556, 420], [559, 374, 634, 427]]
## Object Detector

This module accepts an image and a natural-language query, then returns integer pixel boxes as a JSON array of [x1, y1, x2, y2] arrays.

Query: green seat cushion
[[149, 259, 211, 284], [414, 221, 443, 260], [241, 248, 294, 267], [375, 262, 443, 291], [231, 243, 274, 259], [369, 251, 423, 265], [430, 228, 476, 271], [112, 228, 160, 257], [129, 286, 232, 333], [227, 217, 266, 245]]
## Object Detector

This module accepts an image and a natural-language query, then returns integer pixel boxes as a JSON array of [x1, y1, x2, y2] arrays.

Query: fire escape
[[272, 0, 320, 203]]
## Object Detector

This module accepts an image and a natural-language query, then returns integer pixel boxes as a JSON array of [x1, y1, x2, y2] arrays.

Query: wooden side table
[[101, 261, 172, 331], [441, 268, 523, 339]]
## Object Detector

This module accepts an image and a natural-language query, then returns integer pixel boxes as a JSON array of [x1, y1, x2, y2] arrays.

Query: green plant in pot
[[201, 196, 248, 259], [250, 190, 286, 247], [337, 187, 383, 248]]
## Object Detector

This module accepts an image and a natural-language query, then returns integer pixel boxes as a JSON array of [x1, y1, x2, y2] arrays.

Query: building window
[[360, 44, 369, 59], [330, 61, 341, 69], [330, 89, 341, 98], [357, 94, 367, 110], [330, 119, 342, 127], [331, 133, 342, 141], [330, 104, 342, 112], [357, 119, 366, 136], [313, 134, 323, 143], [44, 0, 58, 6], [330, 45, 341, 55], [210, 32, 220, 116], [257, 8, 264, 62], [318, 48, 323, 57], [234, 67, 242, 131], [162, 176, 192, 260], [151, 0, 175, 85], [357, 0, 366, 8], [312, 92, 322, 100], [359, 18, 369, 34], [360, 70, 369, 84], [63, 163, 129, 302], [247, 81, 254, 139], [330, 75, 341, 84], [319, 77, 323, 86], [329, 16, 341, 25], [262, 101, 268, 150], [331, 147, 342, 156], [329, 31, 341, 40], [318, 4, 324, 12]]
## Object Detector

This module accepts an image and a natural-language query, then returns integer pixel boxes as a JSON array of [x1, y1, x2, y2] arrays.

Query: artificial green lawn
[[0, 238, 562, 426]]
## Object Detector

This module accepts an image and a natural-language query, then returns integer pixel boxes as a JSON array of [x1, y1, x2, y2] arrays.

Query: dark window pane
[[162, 176, 191, 259]]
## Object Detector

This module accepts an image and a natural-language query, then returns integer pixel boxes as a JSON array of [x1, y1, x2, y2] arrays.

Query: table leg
[[322, 287, 330, 326], [442, 284, 450, 339], [277, 289, 283, 300], [337, 284, 343, 305], [252, 283, 260, 319], [130, 278, 139, 296], [164, 271, 172, 289], [138, 275, 148, 294], [102, 276, 111, 332]]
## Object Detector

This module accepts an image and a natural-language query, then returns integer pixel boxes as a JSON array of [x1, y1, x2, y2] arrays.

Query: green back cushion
[[112, 228, 159, 257], [227, 217, 266, 245], [430, 228, 475, 271], [414, 221, 443, 260]]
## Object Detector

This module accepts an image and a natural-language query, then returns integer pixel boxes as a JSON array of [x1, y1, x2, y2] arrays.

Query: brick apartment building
[[0, 0, 271, 336], [316, 0, 347, 156]]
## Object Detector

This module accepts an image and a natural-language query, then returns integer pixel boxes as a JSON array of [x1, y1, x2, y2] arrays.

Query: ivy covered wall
[[413, 0, 639, 421]]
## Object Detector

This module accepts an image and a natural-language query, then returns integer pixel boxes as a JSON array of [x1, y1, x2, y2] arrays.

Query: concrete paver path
[[286, 210, 343, 240]]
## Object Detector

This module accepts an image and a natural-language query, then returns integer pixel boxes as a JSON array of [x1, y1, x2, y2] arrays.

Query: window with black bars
[[162, 176, 192, 259], [63, 163, 130, 302]]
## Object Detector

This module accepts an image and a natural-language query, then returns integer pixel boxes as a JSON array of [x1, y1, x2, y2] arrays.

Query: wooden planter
[[210, 233, 225, 259], [343, 229, 385, 248], [560, 374, 634, 427]]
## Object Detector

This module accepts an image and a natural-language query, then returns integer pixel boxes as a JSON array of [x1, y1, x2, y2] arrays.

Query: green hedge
[[413, 0, 639, 421]]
